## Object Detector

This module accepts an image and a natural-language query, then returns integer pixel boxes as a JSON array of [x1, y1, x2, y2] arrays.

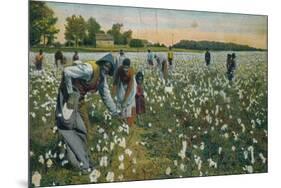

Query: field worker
[[154, 54, 168, 84], [112, 58, 137, 127], [226, 54, 232, 74], [227, 53, 237, 81], [54, 50, 64, 69], [147, 49, 154, 67], [135, 71, 145, 126], [116, 49, 126, 68], [167, 46, 174, 72], [205, 48, 211, 66], [56, 53, 120, 172], [72, 51, 79, 62], [63, 53, 119, 115], [34, 49, 44, 71]]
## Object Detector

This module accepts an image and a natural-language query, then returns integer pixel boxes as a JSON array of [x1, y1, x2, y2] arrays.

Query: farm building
[[96, 33, 114, 47]]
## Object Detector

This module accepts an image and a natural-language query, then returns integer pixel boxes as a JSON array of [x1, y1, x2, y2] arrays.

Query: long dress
[[135, 84, 145, 114], [115, 67, 137, 118]]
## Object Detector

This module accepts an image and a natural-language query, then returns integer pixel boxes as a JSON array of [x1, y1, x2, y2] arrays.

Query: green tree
[[123, 30, 133, 45], [30, 1, 59, 46], [85, 17, 101, 46], [129, 39, 144, 48], [64, 15, 87, 47], [107, 23, 132, 45]]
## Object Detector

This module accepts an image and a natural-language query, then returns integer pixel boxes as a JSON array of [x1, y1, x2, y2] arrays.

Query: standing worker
[[205, 48, 211, 66], [167, 46, 174, 72]]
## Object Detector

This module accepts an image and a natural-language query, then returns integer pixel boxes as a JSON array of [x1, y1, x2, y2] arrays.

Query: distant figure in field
[[155, 54, 168, 83], [54, 50, 64, 68], [226, 53, 232, 72], [34, 49, 44, 71], [167, 46, 174, 72], [147, 49, 154, 67], [227, 53, 237, 81], [72, 51, 79, 62], [205, 48, 211, 66], [116, 49, 126, 69]]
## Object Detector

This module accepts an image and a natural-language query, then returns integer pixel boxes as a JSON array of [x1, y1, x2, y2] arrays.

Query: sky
[[46, 1, 267, 49]]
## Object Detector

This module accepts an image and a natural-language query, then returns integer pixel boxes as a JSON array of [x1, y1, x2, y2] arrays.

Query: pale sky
[[47, 1, 267, 49]]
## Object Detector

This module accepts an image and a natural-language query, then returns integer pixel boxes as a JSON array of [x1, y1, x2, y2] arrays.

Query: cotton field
[[29, 51, 267, 187]]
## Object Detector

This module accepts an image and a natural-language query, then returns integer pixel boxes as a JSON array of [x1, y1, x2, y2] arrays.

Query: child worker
[[135, 71, 145, 126], [112, 58, 137, 127]]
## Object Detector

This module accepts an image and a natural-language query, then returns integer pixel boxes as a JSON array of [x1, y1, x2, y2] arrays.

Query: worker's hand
[[111, 110, 121, 118], [121, 101, 127, 109]]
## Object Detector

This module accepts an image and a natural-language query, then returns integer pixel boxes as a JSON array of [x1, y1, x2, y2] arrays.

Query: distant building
[[96, 33, 114, 47]]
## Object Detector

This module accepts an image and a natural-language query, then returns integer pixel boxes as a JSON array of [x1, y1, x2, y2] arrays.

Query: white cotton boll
[[248, 146, 255, 164], [32, 171, 41, 187], [178, 141, 187, 160], [110, 142, 115, 151], [89, 169, 101, 183], [103, 133, 108, 140], [259, 153, 266, 164], [168, 128, 172, 133], [218, 147, 222, 155], [119, 137, 126, 148], [208, 158, 217, 168], [221, 124, 228, 131], [61, 160, 69, 166], [46, 159, 53, 168], [132, 168, 136, 173], [232, 131, 239, 141], [180, 163, 185, 171], [30, 112, 36, 118], [38, 155, 44, 164], [133, 157, 137, 164], [125, 148, 133, 157], [118, 174, 124, 180], [232, 146, 236, 151], [102, 146, 108, 152], [52, 126, 58, 134], [200, 142, 205, 150], [165, 167, 171, 175], [118, 154, 124, 162], [98, 128, 105, 134], [253, 138, 258, 144], [244, 151, 248, 160], [194, 155, 202, 170], [148, 123, 152, 127], [59, 153, 65, 160], [99, 156, 108, 167], [42, 116, 47, 123], [118, 162, 125, 170], [243, 165, 253, 173], [96, 144, 101, 152], [224, 133, 229, 139], [106, 172, 115, 182], [240, 123, 246, 133]]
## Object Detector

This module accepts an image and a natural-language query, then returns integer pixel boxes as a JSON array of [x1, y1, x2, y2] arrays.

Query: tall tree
[[30, 1, 59, 46], [86, 17, 101, 46], [123, 30, 133, 45], [107, 23, 125, 45], [64, 15, 87, 47]]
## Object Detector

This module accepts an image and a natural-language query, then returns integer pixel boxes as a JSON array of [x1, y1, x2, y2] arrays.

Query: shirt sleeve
[[98, 71, 118, 114]]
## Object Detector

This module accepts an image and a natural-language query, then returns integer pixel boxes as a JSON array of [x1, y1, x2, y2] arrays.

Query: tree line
[[173, 40, 264, 51]]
